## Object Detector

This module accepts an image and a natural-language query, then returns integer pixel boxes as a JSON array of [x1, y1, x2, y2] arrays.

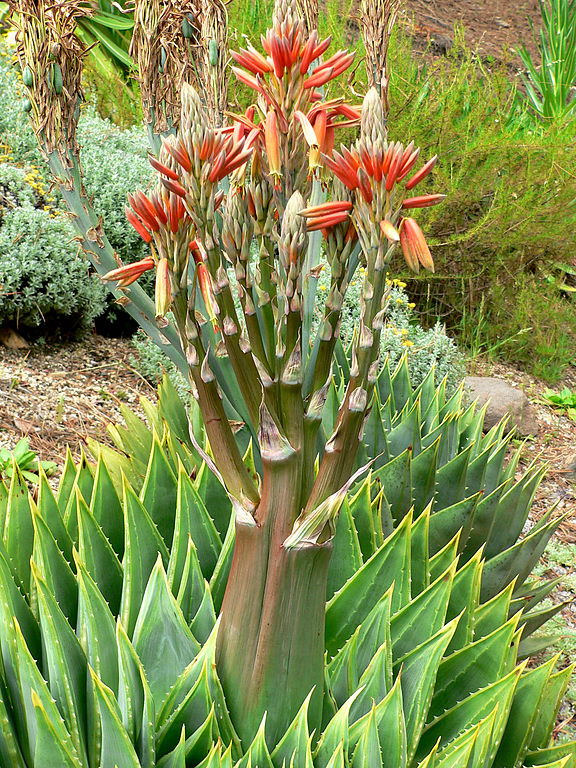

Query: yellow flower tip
[[408, 302, 415, 308], [402, 339, 414, 347]]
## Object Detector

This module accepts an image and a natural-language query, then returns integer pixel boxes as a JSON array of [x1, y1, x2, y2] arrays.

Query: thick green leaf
[[315, 688, 364, 767], [133, 557, 200, 706], [190, 581, 217, 644], [326, 513, 411, 657], [76, 490, 122, 614], [32, 507, 78, 626], [348, 477, 378, 558], [351, 703, 383, 767], [75, 554, 118, 693], [13, 619, 84, 767], [89, 456, 125, 557], [529, 665, 574, 750], [90, 670, 141, 768], [170, 464, 221, 584], [33, 563, 89, 766], [327, 499, 363, 600], [480, 512, 561, 601], [391, 562, 455, 660], [430, 616, 519, 721], [120, 482, 169, 637], [31, 690, 84, 768], [235, 716, 274, 768], [0, 681, 26, 768], [395, 619, 458, 762], [195, 461, 233, 540], [3, 462, 33, 592], [208, 514, 236, 613], [271, 690, 314, 768], [37, 470, 73, 563], [140, 433, 179, 545], [493, 657, 557, 768], [417, 663, 524, 760]]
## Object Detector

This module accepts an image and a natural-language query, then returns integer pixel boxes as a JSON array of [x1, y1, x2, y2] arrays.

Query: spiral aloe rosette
[[99, 372, 567, 654], [0, 435, 574, 768]]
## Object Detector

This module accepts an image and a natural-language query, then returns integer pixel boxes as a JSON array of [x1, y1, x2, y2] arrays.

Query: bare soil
[[404, 0, 542, 63]]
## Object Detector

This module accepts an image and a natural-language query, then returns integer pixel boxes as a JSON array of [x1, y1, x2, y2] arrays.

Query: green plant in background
[[0, 206, 107, 334], [540, 387, 576, 421], [0, 437, 56, 483], [516, 0, 576, 123], [0, 41, 155, 336], [0, 380, 573, 766]]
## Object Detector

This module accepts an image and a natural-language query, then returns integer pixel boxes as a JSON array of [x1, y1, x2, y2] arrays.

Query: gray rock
[[465, 376, 540, 436]]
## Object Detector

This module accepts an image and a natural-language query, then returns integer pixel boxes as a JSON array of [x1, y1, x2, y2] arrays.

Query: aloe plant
[[0, 443, 574, 767], [102, 372, 570, 658], [8, 0, 575, 757]]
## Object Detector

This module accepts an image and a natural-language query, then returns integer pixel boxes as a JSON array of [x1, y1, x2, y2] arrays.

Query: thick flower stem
[[216, 456, 331, 748]]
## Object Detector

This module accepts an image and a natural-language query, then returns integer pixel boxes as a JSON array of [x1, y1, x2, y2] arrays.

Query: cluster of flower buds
[[312, 89, 445, 273], [229, 7, 361, 187]]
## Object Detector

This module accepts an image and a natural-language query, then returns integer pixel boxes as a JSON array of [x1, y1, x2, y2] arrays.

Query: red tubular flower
[[300, 200, 352, 232], [402, 194, 446, 209], [130, 191, 160, 232], [163, 138, 192, 173], [405, 155, 438, 190], [385, 145, 404, 191], [303, 51, 355, 88], [323, 148, 361, 190], [357, 168, 373, 204], [231, 66, 264, 93], [124, 206, 152, 243], [397, 148, 421, 182], [103, 257, 155, 285], [148, 154, 179, 181], [231, 47, 274, 76], [160, 177, 188, 198], [399, 217, 434, 272]]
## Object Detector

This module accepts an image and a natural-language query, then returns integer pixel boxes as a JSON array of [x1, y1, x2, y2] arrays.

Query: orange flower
[[103, 257, 155, 287], [399, 218, 434, 273], [264, 110, 282, 184], [155, 258, 172, 319], [300, 200, 352, 231], [401, 194, 446, 209]]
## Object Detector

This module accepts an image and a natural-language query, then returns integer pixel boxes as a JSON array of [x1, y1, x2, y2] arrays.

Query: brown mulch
[[0, 335, 156, 466], [403, 0, 542, 63]]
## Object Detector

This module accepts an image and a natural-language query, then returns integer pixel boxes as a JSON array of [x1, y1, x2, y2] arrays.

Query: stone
[[465, 376, 540, 436], [0, 327, 29, 350]]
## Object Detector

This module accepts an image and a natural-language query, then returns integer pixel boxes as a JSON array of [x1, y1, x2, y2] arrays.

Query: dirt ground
[[404, 0, 542, 62]]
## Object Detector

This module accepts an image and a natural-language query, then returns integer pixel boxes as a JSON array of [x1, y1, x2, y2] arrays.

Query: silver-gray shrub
[[0, 206, 106, 332]]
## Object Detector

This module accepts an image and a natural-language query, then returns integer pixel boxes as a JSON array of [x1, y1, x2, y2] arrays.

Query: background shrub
[[0, 38, 154, 336], [0, 206, 106, 333]]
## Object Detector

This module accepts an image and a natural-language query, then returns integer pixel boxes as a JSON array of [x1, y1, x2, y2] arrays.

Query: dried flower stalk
[[9, 0, 92, 157], [199, 0, 229, 125], [130, 0, 202, 133], [297, 0, 318, 33], [360, 0, 402, 116]]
